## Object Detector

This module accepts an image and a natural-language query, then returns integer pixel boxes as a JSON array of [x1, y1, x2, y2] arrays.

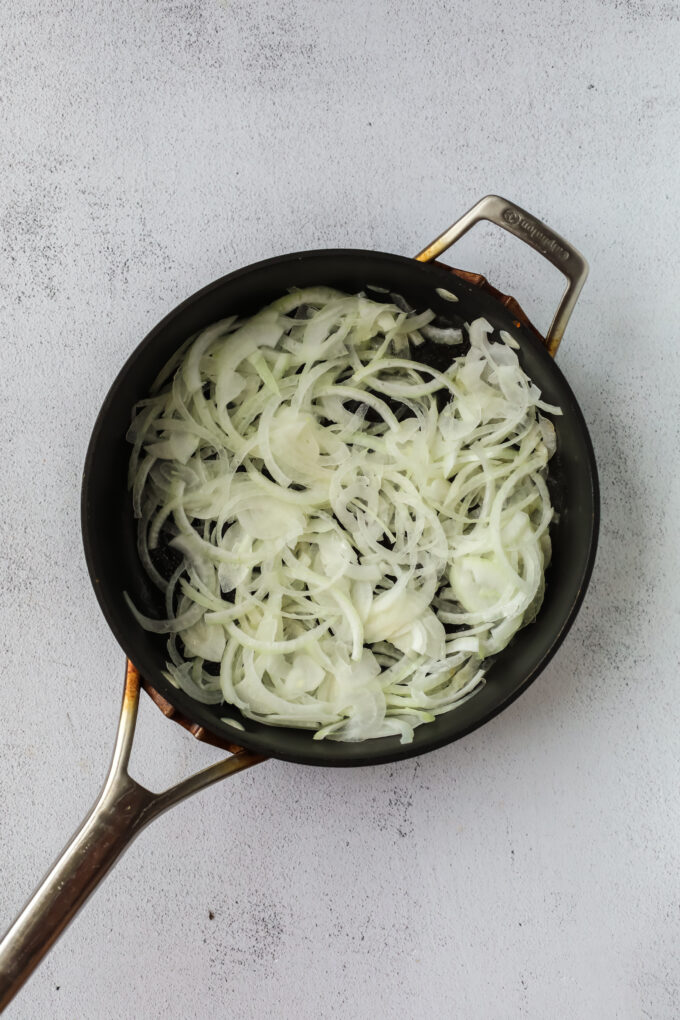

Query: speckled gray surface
[[1, 1, 679, 1017]]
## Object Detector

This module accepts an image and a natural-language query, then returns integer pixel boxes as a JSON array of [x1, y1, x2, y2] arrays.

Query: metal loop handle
[[0, 663, 264, 1011], [415, 195, 589, 356]]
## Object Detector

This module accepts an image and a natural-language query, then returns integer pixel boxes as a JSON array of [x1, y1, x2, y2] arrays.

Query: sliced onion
[[127, 289, 558, 743]]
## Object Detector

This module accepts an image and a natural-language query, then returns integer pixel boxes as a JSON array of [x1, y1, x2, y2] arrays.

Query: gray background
[[1, 1, 679, 1017]]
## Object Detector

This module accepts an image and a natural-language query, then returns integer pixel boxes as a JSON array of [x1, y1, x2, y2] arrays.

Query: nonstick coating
[[82, 249, 599, 767]]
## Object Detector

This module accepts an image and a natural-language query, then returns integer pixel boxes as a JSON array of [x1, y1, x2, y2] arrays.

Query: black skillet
[[0, 196, 599, 1008]]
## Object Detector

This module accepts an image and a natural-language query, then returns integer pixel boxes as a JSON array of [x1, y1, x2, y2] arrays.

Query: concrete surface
[[1, 1, 679, 1017]]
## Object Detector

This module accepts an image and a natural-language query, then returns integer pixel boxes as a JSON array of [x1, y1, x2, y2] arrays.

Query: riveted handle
[[415, 195, 589, 356], [0, 663, 264, 1011]]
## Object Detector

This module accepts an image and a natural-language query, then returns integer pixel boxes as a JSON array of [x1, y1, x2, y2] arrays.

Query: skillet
[[0, 196, 599, 1008]]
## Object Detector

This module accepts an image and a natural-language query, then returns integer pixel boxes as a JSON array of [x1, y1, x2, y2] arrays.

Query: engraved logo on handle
[[502, 207, 570, 262]]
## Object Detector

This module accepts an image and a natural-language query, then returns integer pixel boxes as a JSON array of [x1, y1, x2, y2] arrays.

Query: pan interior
[[82, 250, 598, 766]]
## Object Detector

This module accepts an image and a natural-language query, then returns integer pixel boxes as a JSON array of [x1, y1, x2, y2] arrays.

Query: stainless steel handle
[[0, 663, 264, 1011], [415, 195, 589, 355]]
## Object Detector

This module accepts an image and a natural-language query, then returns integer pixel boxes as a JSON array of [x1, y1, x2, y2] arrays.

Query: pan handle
[[415, 195, 589, 356], [0, 663, 264, 1011]]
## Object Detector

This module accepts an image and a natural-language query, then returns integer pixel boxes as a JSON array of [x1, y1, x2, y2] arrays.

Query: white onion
[[127, 287, 558, 743]]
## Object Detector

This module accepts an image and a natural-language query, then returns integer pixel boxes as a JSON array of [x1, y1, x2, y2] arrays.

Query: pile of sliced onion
[[127, 287, 559, 743]]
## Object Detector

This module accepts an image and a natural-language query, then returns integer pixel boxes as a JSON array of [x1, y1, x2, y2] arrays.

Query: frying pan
[[0, 196, 599, 1009]]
